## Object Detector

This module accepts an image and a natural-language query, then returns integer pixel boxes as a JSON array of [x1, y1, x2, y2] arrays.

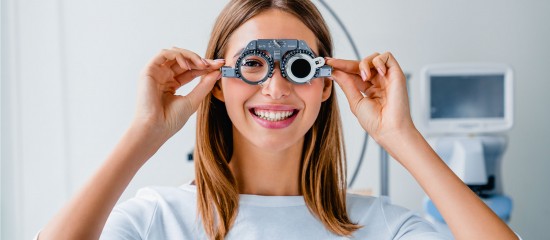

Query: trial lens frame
[[220, 39, 332, 85]]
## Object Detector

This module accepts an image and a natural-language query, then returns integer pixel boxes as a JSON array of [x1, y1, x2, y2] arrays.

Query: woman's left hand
[[326, 52, 415, 145], [329, 54, 521, 240]]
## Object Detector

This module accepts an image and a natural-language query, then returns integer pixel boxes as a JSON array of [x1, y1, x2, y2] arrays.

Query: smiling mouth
[[250, 108, 299, 122]]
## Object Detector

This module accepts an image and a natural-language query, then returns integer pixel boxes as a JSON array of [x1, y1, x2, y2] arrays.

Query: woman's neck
[[229, 129, 304, 196]]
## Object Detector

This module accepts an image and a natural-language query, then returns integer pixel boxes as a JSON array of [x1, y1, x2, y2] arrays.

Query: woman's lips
[[249, 106, 299, 129]]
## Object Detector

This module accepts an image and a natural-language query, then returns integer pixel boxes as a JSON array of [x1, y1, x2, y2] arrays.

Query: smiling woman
[[34, 0, 520, 240], [199, 5, 348, 238]]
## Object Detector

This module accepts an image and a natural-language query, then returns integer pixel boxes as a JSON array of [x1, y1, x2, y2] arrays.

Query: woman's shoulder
[[345, 192, 420, 222], [112, 182, 197, 215], [345, 192, 449, 239], [135, 182, 196, 197], [101, 183, 201, 239], [345, 192, 393, 210]]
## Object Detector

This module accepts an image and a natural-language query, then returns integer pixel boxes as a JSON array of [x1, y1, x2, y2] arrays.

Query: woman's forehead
[[225, 9, 318, 59]]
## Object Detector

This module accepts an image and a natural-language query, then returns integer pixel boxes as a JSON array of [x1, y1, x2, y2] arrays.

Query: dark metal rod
[[380, 147, 389, 196]]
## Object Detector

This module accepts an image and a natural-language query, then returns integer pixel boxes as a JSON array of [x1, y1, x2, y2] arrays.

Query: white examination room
[[2, 0, 549, 239]]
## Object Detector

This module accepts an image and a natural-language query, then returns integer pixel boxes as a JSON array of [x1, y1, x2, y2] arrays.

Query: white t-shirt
[[99, 182, 449, 240]]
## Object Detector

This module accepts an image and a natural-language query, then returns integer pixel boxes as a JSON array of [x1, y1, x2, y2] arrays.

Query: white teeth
[[253, 109, 295, 121]]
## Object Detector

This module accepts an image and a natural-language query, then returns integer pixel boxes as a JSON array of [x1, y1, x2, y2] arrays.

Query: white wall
[[2, 0, 549, 239]]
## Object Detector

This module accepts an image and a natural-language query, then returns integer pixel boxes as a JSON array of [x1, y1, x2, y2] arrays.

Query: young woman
[[38, 0, 520, 239]]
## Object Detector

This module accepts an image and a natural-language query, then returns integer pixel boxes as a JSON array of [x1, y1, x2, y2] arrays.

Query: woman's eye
[[241, 60, 263, 67]]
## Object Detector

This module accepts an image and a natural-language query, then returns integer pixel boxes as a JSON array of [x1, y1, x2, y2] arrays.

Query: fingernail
[[184, 60, 191, 70], [214, 59, 225, 62], [377, 67, 385, 76], [360, 69, 367, 81], [201, 58, 210, 67]]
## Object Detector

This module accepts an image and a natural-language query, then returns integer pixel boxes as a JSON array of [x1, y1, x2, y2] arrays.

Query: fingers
[[332, 69, 371, 114], [327, 52, 380, 82], [332, 70, 372, 93], [144, 47, 225, 93], [330, 52, 405, 91], [371, 52, 403, 78], [151, 47, 224, 74], [325, 58, 360, 74], [372, 54, 388, 75], [329, 52, 403, 77], [170, 58, 225, 77], [171, 46, 211, 70], [358, 52, 380, 81], [185, 70, 222, 111], [150, 48, 203, 69]]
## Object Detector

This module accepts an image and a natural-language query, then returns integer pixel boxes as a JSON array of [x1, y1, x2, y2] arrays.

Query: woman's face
[[213, 9, 332, 152]]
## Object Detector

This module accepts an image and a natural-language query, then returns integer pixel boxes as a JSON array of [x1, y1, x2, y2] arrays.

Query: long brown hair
[[194, 0, 361, 239]]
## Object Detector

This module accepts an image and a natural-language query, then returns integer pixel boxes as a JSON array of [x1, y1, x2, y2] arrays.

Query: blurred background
[[2, 0, 549, 239]]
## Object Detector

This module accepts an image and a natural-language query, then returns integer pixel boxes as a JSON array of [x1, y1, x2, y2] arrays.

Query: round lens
[[239, 54, 268, 83], [284, 53, 316, 84], [290, 58, 311, 79]]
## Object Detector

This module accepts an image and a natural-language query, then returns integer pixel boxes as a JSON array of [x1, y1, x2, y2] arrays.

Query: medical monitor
[[420, 63, 514, 134]]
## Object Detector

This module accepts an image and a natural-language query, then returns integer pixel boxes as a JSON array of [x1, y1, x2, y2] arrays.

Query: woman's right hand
[[134, 47, 225, 141], [38, 49, 225, 240]]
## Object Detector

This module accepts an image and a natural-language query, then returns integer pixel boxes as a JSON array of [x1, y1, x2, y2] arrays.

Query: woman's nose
[[261, 65, 291, 99]]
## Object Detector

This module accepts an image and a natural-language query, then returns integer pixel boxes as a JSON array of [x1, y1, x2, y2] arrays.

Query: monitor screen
[[430, 74, 505, 119]]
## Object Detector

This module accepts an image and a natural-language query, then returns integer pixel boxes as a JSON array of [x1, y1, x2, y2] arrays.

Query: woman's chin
[[254, 139, 298, 153], [237, 133, 302, 153]]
